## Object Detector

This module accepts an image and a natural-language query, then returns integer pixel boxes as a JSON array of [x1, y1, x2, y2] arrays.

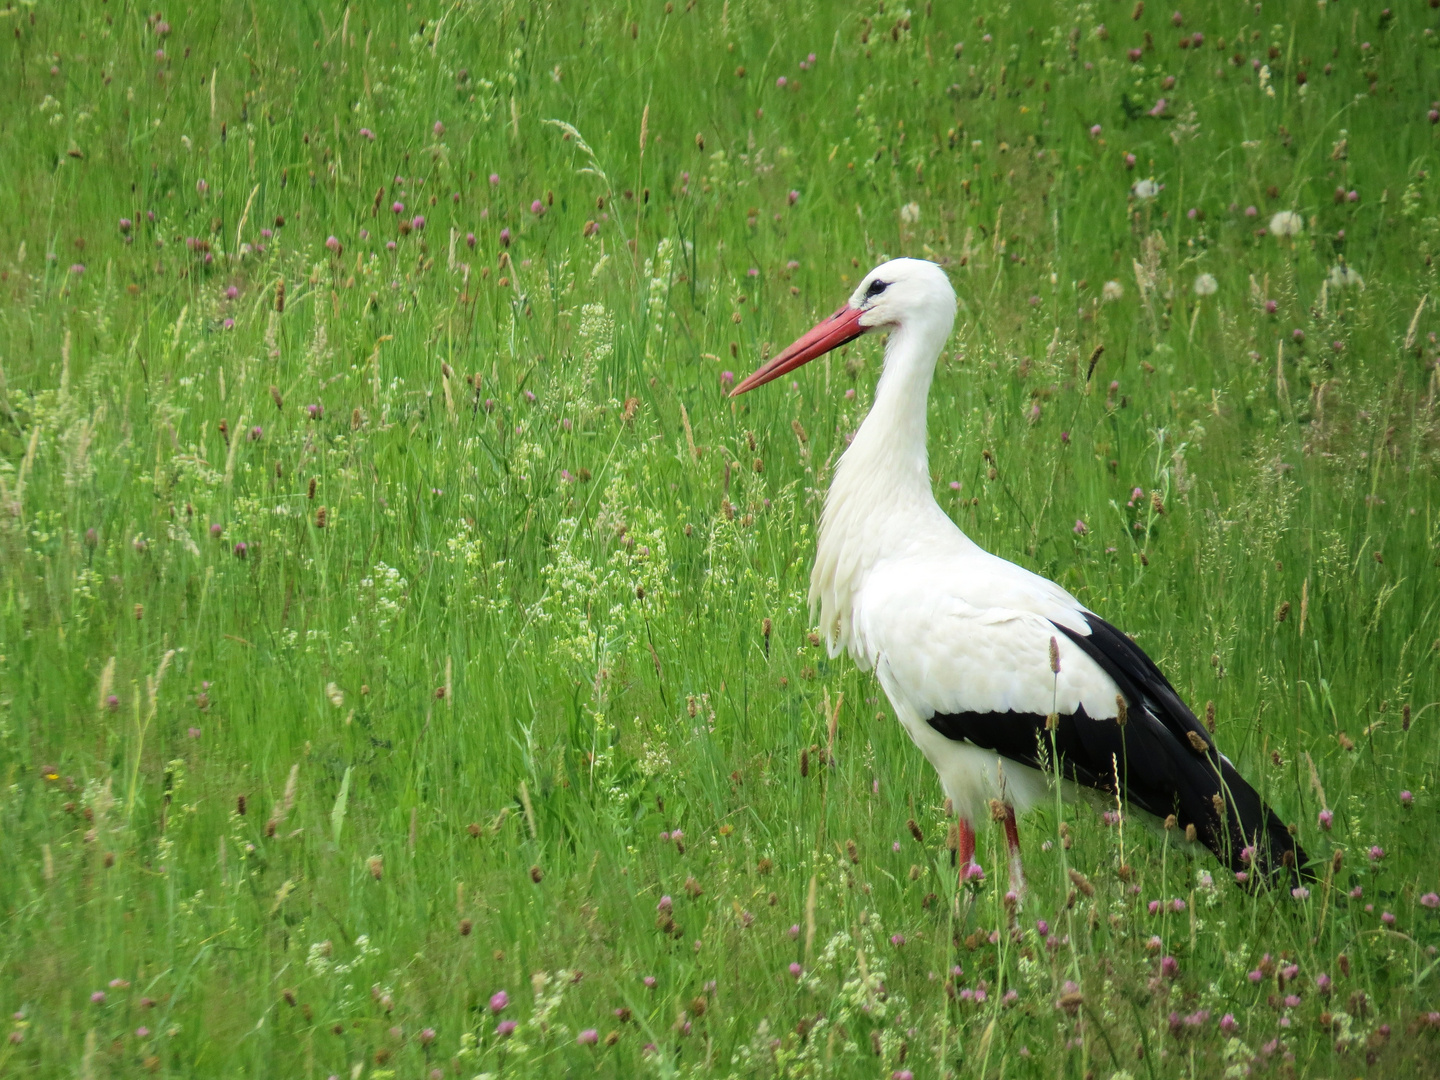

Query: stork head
[[731, 257, 955, 396]]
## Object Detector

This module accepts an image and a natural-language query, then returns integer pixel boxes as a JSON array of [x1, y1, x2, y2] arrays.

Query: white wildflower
[[1193, 273, 1218, 297], [577, 303, 614, 363], [1131, 179, 1162, 200], [326, 682, 345, 708], [1269, 210, 1303, 237], [1101, 280, 1124, 302], [1327, 264, 1363, 290], [899, 201, 921, 224]]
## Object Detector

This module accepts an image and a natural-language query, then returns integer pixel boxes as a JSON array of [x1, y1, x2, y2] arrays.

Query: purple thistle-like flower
[[489, 991, 509, 1013], [1318, 809, 1333, 830], [70, 263, 86, 276], [531, 199, 545, 215], [249, 425, 263, 442], [577, 1028, 598, 1046], [499, 228, 511, 246], [1161, 956, 1179, 978], [412, 215, 426, 231], [657, 895, 673, 913], [360, 127, 375, 140], [325, 236, 341, 254], [210, 523, 223, 538], [643, 975, 657, 989], [720, 371, 735, 391], [433, 121, 445, 136], [788, 924, 800, 939], [1420, 892, 1439, 909], [1220, 1013, 1238, 1034], [1089, 124, 1102, 137], [1073, 519, 1088, 535], [776, 76, 787, 88], [119, 218, 133, 233], [1370, 845, 1385, 862], [187, 726, 200, 738], [223, 318, 235, 330], [789, 962, 802, 978], [233, 542, 247, 559], [1401, 790, 1414, 807], [496, 1019, 516, 1038], [196, 179, 208, 195], [392, 202, 405, 214], [466, 232, 476, 248], [890, 933, 906, 948], [91, 991, 106, 1004], [1292, 328, 1305, 343]]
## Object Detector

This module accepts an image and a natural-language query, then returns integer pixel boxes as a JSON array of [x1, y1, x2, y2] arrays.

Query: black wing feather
[[926, 611, 1310, 883]]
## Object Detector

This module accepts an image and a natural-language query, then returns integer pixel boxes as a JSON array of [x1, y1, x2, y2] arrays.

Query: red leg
[[1003, 805, 1027, 898], [957, 817, 978, 885]]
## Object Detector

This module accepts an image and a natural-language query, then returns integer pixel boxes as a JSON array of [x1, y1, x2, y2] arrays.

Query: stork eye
[[866, 279, 889, 298]]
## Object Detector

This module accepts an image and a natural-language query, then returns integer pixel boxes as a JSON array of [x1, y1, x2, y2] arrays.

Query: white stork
[[732, 257, 1307, 891]]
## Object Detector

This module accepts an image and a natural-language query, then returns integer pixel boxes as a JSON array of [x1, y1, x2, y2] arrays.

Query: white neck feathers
[[810, 304, 968, 657]]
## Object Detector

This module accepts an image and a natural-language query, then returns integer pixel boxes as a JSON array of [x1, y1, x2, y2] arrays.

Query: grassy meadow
[[4, 0, 1440, 1076]]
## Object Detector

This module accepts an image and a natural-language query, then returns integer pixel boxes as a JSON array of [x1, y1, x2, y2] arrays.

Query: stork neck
[[810, 300, 960, 654], [842, 317, 948, 499]]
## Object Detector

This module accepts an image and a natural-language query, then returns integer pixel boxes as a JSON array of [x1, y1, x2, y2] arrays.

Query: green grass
[[3, 0, 1440, 1076]]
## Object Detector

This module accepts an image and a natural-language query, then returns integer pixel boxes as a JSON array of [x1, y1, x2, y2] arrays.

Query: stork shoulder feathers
[[849, 555, 1121, 723]]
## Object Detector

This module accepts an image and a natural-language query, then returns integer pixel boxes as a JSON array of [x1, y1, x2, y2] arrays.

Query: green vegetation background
[[2, 1, 1439, 1076]]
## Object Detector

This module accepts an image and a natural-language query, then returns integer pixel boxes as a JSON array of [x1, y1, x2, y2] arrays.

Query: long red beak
[[729, 305, 867, 397]]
